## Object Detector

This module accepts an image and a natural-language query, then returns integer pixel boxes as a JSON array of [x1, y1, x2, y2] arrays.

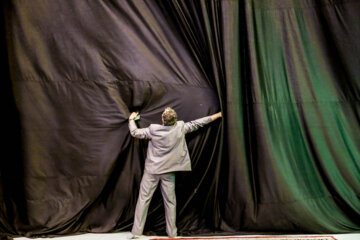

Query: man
[[128, 107, 222, 238]]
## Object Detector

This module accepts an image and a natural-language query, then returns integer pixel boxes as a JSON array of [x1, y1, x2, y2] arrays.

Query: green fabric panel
[[241, 0, 360, 232]]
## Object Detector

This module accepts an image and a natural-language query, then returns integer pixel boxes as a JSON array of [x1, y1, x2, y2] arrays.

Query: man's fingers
[[129, 112, 138, 119]]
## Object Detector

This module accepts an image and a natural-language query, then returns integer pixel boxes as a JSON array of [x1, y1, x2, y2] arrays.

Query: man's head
[[162, 107, 177, 126]]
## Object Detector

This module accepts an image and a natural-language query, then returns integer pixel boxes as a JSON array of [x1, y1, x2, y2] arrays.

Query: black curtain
[[1, 0, 359, 237]]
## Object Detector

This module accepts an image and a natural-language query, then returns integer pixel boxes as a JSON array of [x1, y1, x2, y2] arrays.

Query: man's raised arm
[[128, 112, 151, 139], [184, 112, 222, 134]]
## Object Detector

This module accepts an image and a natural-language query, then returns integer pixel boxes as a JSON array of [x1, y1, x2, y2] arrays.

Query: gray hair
[[162, 107, 177, 126]]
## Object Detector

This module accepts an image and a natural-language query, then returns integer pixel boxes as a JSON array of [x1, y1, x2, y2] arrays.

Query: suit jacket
[[129, 116, 212, 174]]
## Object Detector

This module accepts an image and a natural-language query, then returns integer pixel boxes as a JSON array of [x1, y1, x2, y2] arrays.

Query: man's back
[[146, 121, 189, 174], [129, 116, 212, 174]]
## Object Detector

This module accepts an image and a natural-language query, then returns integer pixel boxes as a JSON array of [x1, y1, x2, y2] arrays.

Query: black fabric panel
[[2, 0, 221, 236]]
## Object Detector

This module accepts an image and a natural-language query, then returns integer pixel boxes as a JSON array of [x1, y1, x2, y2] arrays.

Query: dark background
[[1, 0, 360, 237]]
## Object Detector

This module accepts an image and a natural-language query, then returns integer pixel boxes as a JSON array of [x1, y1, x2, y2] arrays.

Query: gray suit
[[129, 116, 212, 237]]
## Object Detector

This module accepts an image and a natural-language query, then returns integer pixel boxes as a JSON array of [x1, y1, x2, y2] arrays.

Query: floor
[[14, 232, 360, 240]]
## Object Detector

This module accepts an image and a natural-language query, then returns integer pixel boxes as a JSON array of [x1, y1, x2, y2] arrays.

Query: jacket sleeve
[[184, 116, 212, 134], [128, 120, 151, 139]]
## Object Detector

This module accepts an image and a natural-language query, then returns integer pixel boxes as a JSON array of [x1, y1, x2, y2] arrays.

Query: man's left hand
[[129, 112, 139, 121]]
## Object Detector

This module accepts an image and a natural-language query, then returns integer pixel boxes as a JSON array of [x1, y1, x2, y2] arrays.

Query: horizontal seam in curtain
[[22, 126, 138, 130], [3, 175, 111, 179], [247, 0, 358, 11], [13, 78, 214, 90], [254, 194, 359, 205], [21, 192, 360, 204], [244, 100, 360, 104]]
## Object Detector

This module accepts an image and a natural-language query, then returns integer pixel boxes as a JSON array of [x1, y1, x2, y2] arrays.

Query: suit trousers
[[131, 171, 177, 237]]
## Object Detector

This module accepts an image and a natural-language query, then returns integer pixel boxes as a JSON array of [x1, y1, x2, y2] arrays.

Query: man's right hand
[[210, 112, 222, 121]]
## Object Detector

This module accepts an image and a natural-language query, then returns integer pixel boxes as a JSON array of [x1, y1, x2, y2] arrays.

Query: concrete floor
[[14, 232, 360, 240]]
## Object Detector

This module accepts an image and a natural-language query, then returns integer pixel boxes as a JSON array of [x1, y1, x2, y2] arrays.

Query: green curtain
[[242, 0, 360, 232]]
